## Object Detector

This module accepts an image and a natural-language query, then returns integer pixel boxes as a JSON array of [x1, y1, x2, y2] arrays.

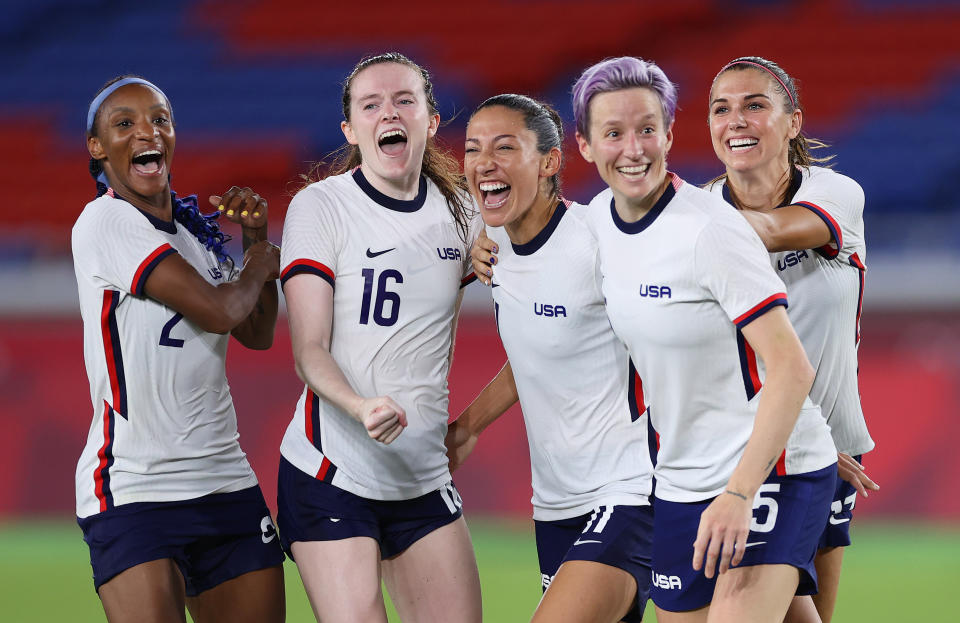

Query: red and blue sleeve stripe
[[99, 290, 127, 418], [849, 252, 866, 345], [304, 388, 338, 483], [733, 293, 788, 330], [627, 360, 646, 422], [460, 273, 477, 289], [794, 201, 842, 260], [736, 329, 763, 401], [93, 400, 117, 512], [281, 259, 335, 290], [131, 243, 176, 296]]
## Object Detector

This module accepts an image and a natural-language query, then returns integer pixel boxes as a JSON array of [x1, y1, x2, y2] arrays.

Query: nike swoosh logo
[[329, 517, 341, 523], [366, 247, 395, 258], [829, 516, 851, 525], [743, 541, 767, 549], [573, 539, 602, 546]]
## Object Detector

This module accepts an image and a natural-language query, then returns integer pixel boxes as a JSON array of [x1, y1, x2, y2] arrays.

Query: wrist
[[241, 226, 268, 248], [723, 489, 750, 502]]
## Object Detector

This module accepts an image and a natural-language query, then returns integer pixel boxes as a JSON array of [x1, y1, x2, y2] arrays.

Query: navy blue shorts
[[651, 463, 836, 612], [77, 486, 284, 595], [277, 457, 463, 560], [535, 504, 653, 623], [818, 455, 862, 549]]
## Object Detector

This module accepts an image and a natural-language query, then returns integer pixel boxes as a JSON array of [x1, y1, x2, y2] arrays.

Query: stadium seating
[[0, 0, 958, 253]]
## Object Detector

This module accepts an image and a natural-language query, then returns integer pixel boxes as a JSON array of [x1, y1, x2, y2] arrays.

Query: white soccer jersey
[[584, 174, 837, 503], [707, 166, 874, 456], [279, 169, 479, 501], [487, 203, 653, 521], [72, 192, 257, 519]]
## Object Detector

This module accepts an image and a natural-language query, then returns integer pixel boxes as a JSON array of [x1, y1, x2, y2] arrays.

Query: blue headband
[[86, 77, 169, 133]]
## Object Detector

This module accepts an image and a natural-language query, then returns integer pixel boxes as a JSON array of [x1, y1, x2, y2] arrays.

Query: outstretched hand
[[210, 186, 268, 230], [692, 490, 753, 579], [471, 228, 498, 286]]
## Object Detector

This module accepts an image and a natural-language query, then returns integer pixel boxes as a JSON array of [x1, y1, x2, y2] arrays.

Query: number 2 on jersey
[[359, 268, 403, 326], [159, 312, 185, 348]]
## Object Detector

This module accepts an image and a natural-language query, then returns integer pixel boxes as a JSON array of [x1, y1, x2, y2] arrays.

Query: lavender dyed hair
[[571, 57, 678, 139]]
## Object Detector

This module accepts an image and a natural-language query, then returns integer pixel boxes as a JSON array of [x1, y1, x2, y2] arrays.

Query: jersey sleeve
[[695, 209, 788, 330], [72, 199, 178, 296], [790, 169, 866, 262], [279, 184, 341, 290], [459, 205, 484, 288]]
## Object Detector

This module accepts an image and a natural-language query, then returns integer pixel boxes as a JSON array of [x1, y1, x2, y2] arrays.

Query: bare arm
[[214, 187, 281, 349], [285, 273, 407, 444], [693, 306, 816, 578], [143, 243, 278, 336], [740, 205, 832, 252], [445, 361, 519, 472]]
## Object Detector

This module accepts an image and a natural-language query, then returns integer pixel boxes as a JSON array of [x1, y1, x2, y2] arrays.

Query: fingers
[[729, 526, 748, 570], [363, 400, 407, 444], [470, 238, 498, 286], [215, 186, 268, 226], [692, 520, 709, 573], [837, 453, 879, 497]]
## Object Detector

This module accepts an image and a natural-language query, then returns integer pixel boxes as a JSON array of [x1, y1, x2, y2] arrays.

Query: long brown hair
[[303, 53, 470, 241], [706, 56, 834, 197]]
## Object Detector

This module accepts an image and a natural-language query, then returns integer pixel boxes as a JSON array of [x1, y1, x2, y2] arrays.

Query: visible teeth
[[729, 138, 758, 150], [135, 149, 161, 158], [479, 182, 509, 192], [378, 129, 406, 141], [617, 165, 649, 174]]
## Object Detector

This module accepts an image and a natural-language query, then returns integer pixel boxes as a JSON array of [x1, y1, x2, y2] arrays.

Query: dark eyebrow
[[465, 134, 518, 144], [710, 93, 771, 106], [107, 104, 169, 114]]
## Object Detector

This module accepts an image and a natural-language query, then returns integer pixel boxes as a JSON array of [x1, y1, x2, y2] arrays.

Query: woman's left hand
[[692, 490, 753, 579], [210, 186, 268, 230]]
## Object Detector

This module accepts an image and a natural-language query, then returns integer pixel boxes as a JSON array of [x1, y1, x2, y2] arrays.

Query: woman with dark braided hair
[[276, 53, 482, 622], [73, 76, 284, 622], [706, 56, 877, 623]]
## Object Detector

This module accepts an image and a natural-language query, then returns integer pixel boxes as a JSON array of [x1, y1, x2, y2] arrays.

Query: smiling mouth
[[131, 149, 164, 175], [617, 164, 649, 178], [728, 138, 759, 152], [479, 181, 511, 208], [378, 129, 407, 156]]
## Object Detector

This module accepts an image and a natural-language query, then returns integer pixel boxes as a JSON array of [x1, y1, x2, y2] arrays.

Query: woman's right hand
[[242, 240, 281, 282], [471, 228, 498, 286], [354, 396, 407, 445]]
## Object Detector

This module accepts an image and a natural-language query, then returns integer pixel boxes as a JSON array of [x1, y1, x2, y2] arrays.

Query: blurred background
[[1, 0, 958, 620]]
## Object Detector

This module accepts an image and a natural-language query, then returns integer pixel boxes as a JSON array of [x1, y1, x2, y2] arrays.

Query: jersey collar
[[609, 173, 678, 235], [106, 188, 177, 234], [721, 166, 803, 209], [512, 202, 566, 256], [353, 168, 427, 213]]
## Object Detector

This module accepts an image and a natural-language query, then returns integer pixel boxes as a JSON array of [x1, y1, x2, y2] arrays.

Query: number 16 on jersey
[[359, 268, 403, 327]]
